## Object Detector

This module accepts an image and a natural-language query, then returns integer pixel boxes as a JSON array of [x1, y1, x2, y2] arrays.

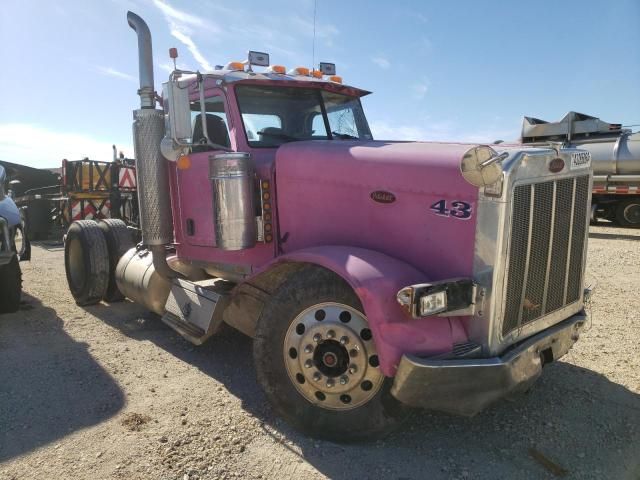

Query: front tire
[[253, 267, 410, 442], [0, 254, 22, 314]]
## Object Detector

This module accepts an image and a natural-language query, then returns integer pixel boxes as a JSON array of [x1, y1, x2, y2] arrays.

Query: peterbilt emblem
[[549, 158, 565, 173], [370, 191, 396, 204]]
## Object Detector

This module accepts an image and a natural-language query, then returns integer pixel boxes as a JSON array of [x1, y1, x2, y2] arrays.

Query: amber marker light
[[311, 70, 323, 79], [177, 154, 191, 170], [225, 61, 245, 71], [289, 66, 310, 76], [329, 75, 343, 84], [268, 65, 286, 74]]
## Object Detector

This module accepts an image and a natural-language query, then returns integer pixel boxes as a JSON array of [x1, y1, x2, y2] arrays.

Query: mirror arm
[[480, 151, 509, 168]]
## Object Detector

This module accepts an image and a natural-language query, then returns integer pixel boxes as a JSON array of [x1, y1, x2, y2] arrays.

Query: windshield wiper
[[332, 131, 359, 140]]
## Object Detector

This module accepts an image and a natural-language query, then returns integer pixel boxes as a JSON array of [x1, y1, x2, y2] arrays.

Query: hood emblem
[[370, 190, 396, 204], [549, 158, 565, 173]]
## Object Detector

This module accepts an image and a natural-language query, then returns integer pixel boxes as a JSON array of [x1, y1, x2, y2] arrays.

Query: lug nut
[[326, 330, 336, 339], [339, 375, 349, 385], [349, 348, 358, 358], [313, 333, 322, 343], [304, 359, 313, 368], [339, 336, 349, 345], [326, 379, 335, 388], [304, 344, 314, 354], [348, 364, 358, 374], [313, 372, 322, 382]]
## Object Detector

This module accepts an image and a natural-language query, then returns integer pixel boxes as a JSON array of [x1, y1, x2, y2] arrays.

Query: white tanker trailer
[[521, 112, 640, 226]]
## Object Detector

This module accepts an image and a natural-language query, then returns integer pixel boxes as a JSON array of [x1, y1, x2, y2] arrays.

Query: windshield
[[235, 85, 373, 147]]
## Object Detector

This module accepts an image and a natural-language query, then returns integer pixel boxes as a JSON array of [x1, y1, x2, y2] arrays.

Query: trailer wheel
[[98, 219, 134, 302], [254, 267, 410, 442], [0, 254, 22, 314], [64, 220, 109, 306], [616, 199, 640, 227]]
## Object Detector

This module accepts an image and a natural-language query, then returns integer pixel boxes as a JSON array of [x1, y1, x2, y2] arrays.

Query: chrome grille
[[502, 175, 590, 336]]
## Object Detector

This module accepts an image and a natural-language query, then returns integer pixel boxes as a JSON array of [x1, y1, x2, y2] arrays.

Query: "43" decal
[[429, 199, 473, 219]]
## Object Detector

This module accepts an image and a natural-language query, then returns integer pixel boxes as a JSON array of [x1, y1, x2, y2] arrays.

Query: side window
[[190, 95, 231, 151], [242, 114, 282, 141]]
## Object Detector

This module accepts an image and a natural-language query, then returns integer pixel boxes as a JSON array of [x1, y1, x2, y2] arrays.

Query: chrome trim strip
[[562, 178, 577, 306], [541, 181, 557, 315]]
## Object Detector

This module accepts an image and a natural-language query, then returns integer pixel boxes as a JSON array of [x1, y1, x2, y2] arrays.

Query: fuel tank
[[568, 132, 640, 176], [115, 247, 171, 315], [275, 140, 482, 280]]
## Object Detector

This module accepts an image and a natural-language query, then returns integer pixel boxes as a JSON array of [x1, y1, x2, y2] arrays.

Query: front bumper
[[390, 312, 586, 415]]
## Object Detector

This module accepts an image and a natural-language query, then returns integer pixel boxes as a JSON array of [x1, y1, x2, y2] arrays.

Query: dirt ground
[[0, 224, 639, 480]]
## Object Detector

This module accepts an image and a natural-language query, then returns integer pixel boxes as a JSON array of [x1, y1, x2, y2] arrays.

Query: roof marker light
[[329, 75, 342, 84], [289, 66, 310, 76], [225, 61, 245, 72], [267, 65, 287, 74], [311, 70, 323, 79]]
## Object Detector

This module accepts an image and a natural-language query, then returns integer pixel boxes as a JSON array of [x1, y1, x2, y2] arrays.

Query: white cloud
[[96, 66, 136, 82], [371, 56, 391, 69], [0, 124, 132, 169], [152, 0, 216, 71]]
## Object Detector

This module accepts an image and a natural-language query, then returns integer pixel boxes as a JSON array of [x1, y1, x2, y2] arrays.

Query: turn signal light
[[177, 154, 191, 170]]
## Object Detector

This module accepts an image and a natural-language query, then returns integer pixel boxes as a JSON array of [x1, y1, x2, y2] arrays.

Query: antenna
[[312, 0, 317, 72]]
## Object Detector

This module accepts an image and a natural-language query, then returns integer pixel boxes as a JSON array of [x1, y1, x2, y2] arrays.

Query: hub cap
[[283, 303, 384, 410]]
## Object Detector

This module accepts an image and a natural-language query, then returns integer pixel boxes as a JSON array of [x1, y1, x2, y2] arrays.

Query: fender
[[258, 246, 469, 376]]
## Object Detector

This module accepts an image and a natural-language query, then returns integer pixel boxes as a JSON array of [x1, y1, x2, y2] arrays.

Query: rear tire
[[615, 198, 640, 227], [253, 267, 410, 442], [98, 219, 134, 302], [0, 254, 22, 314], [64, 220, 109, 306]]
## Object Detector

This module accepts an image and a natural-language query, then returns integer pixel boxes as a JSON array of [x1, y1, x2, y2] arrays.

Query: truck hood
[[276, 140, 478, 197], [275, 140, 486, 280]]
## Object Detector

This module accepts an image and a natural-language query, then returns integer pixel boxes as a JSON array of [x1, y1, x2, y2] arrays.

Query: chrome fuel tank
[[115, 247, 171, 315]]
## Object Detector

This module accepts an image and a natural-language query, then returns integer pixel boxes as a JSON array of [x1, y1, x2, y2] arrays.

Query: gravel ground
[[0, 224, 639, 480]]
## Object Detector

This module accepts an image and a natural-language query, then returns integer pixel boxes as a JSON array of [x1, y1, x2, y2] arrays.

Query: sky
[[1, 0, 639, 168]]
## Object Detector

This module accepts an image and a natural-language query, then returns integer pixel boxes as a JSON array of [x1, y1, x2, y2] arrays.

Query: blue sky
[[1, 0, 638, 168]]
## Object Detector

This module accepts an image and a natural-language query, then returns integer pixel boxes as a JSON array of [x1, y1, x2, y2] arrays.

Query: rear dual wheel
[[254, 268, 409, 442], [64, 219, 132, 305]]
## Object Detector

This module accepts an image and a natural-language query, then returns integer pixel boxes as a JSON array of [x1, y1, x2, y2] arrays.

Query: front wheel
[[253, 268, 410, 442]]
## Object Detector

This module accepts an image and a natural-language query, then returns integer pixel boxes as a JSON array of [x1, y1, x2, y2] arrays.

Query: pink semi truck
[[64, 11, 593, 440]]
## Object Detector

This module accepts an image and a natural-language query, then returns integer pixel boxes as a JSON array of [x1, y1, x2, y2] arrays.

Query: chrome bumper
[[390, 312, 586, 415]]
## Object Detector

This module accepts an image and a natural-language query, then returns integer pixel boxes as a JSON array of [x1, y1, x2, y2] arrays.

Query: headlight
[[397, 279, 476, 318], [419, 291, 447, 316]]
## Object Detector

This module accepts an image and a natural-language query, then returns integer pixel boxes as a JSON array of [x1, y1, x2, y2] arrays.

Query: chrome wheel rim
[[283, 302, 384, 411]]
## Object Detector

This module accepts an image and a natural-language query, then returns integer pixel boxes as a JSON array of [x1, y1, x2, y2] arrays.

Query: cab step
[[160, 278, 233, 345]]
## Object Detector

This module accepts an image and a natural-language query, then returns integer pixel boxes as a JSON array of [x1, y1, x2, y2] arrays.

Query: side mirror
[[460, 145, 507, 187]]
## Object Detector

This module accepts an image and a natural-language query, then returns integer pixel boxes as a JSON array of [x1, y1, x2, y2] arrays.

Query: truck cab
[[64, 11, 593, 441]]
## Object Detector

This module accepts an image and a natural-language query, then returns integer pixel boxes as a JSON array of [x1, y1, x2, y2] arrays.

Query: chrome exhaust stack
[[127, 11, 177, 278]]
